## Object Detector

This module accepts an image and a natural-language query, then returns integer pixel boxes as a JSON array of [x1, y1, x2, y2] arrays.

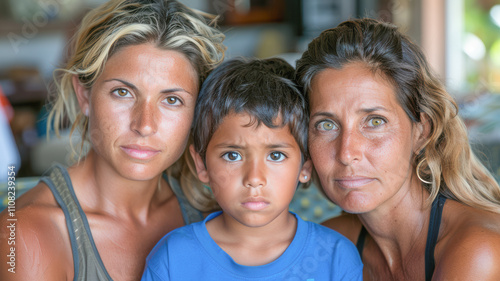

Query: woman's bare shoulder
[[0, 182, 73, 280], [434, 200, 500, 280], [321, 213, 362, 243]]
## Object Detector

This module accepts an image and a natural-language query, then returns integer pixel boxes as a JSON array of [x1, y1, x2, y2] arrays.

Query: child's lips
[[241, 197, 270, 211]]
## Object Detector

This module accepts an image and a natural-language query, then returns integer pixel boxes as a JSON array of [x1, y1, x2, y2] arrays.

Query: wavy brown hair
[[296, 18, 500, 213]]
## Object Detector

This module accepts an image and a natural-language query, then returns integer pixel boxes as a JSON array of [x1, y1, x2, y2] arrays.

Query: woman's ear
[[414, 113, 431, 154], [189, 144, 209, 183], [299, 159, 313, 183], [73, 75, 91, 116]]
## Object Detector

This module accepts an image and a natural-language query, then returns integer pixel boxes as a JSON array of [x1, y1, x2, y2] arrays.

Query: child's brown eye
[[268, 152, 285, 161], [222, 152, 241, 161]]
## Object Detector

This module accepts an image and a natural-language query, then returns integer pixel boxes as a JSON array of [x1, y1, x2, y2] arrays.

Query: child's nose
[[243, 159, 267, 188]]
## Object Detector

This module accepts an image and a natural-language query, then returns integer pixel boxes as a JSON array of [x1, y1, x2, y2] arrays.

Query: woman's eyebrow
[[161, 88, 193, 96], [103, 78, 193, 96], [310, 111, 336, 119], [357, 106, 388, 114], [104, 78, 137, 92]]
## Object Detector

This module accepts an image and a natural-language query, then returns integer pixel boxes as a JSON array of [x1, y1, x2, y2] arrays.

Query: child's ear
[[73, 75, 91, 116], [189, 144, 209, 183], [298, 159, 313, 183]]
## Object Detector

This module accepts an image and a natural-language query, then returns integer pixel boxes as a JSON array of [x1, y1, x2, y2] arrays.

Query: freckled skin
[[0, 43, 200, 281], [308, 63, 420, 215], [87, 45, 199, 180], [314, 63, 500, 281]]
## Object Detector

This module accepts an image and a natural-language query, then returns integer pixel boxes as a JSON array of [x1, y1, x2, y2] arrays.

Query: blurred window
[[456, 0, 500, 95]]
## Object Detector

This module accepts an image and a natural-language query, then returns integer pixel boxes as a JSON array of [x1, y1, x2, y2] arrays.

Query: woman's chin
[[328, 193, 376, 215], [115, 162, 166, 181]]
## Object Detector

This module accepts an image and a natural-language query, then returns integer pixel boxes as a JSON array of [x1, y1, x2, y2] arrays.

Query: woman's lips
[[120, 145, 160, 160], [335, 177, 375, 188]]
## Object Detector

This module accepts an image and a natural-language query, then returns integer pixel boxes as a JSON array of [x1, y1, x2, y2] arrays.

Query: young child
[[141, 58, 363, 280]]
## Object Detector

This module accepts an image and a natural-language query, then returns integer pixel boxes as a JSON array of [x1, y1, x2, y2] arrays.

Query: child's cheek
[[209, 165, 239, 196]]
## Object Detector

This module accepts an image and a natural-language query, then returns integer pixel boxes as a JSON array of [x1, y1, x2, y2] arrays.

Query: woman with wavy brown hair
[[0, 1, 224, 280], [296, 18, 500, 280]]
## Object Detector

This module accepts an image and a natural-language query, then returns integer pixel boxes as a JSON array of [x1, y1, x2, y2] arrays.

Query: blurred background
[[0, 0, 499, 219]]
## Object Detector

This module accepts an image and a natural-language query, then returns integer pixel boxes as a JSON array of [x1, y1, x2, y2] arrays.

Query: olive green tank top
[[40, 164, 203, 281]]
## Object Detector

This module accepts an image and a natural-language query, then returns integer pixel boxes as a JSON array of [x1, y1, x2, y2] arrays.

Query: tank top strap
[[163, 174, 204, 224], [40, 164, 113, 281], [425, 194, 447, 281]]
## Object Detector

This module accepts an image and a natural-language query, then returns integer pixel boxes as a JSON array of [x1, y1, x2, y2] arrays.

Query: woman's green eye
[[318, 121, 335, 131], [368, 118, 385, 127]]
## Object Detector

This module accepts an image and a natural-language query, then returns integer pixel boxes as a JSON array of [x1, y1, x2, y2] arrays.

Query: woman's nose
[[336, 129, 363, 166], [130, 100, 158, 137]]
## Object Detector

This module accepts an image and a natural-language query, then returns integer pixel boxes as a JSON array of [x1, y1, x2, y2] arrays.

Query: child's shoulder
[[148, 222, 201, 258], [164, 221, 201, 244], [145, 222, 205, 273], [301, 216, 351, 239], [295, 216, 363, 273], [301, 217, 360, 252]]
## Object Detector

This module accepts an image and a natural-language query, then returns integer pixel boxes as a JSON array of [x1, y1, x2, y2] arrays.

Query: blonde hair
[[47, 0, 225, 210], [168, 137, 220, 212], [296, 18, 500, 213]]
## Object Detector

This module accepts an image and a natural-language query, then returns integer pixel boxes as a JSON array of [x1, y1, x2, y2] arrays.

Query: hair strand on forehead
[[192, 57, 309, 163], [45, 0, 226, 212], [47, 0, 225, 163]]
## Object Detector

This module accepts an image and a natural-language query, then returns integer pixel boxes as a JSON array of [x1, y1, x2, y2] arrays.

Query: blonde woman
[[0, 0, 224, 280], [296, 18, 500, 280]]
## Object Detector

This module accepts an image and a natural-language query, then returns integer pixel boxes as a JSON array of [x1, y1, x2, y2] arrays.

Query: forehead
[[309, 63, 400, 113], [99, 43, 198, 89], [211, 113, 295, 142]]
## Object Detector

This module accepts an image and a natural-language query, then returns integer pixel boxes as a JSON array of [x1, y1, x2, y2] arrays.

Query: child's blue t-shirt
[[141, 211, 363, 281]]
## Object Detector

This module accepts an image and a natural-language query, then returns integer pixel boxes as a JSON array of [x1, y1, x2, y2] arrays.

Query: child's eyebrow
[[212, 143, 295, 149], [267, 143, 295, 149], [213, 143, 243, 149]]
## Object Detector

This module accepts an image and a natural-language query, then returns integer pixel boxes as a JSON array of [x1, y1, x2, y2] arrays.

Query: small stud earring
[[304, 175, 308, 180], [84, 108, 89, 116]]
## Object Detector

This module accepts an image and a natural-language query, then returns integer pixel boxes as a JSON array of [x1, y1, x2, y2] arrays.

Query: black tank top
[[356, 194, 447, 281]]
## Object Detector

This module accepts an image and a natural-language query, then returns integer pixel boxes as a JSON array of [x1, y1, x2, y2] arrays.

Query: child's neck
[[206, 211, 297, 266]]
